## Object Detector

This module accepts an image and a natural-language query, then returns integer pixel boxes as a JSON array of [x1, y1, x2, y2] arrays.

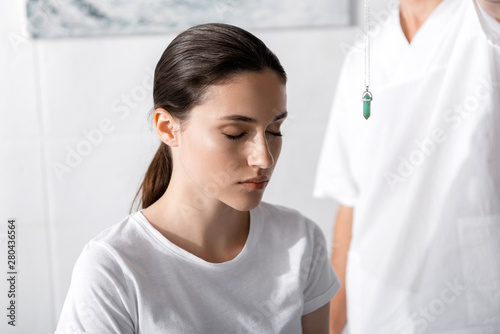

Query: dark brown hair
[[131, 23, 287, 212]]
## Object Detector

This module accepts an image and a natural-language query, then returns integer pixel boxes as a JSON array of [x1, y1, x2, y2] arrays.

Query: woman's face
[[175, 69, 287, 211]]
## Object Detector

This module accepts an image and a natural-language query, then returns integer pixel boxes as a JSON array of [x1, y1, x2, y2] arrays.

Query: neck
[[142, 169, 250, 263], [399, 0, 443, 43]]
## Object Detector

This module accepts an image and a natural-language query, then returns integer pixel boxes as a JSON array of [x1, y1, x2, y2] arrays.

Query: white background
[[0, 0, 388, 332]]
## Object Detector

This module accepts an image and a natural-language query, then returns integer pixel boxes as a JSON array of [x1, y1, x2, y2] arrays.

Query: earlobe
[[154, 108, 180, 147]]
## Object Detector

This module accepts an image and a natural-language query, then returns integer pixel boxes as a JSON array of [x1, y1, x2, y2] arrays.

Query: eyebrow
[[220, 111, 288, 123]]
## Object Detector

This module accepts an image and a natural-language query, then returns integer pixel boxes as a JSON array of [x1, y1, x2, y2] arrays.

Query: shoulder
[[74, 212, 150, 274], [67, 212, 153, 302], [58, 216, 139, 334], [89, 211, 148, 252]]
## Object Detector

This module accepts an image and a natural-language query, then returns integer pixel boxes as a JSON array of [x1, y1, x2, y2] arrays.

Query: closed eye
[[224, 131, 282, 140], [224, 132, 246, 140], [266, 131, 282, 137]]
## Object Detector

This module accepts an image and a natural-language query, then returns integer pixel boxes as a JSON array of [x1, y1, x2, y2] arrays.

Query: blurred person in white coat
[[314, 0, 500, 333]]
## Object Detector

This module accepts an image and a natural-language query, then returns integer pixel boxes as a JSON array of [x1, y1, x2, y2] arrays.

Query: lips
[[240, 176, 269, 184], [239, 176, 270, 190]]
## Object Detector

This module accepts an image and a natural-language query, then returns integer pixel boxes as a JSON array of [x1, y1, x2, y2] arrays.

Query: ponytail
[[130, 142, 172, 212]]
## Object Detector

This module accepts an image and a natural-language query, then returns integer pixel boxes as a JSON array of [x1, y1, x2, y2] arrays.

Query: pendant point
[[362, 89, 372, 120]]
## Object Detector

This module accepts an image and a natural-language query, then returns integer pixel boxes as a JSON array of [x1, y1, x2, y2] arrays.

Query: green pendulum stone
[[362, 90, 373, 120]]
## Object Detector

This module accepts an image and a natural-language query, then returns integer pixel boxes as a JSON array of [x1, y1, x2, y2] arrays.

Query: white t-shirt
[[55, 202, 340, 334], [314, 0, 500, 333]]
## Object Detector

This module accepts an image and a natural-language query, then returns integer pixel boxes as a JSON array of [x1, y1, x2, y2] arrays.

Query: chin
[[224, 193, 264, 212]]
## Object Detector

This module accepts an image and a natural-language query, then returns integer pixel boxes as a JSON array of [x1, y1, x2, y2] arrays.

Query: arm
[[478, 0, 500, 22], [329, 204, 353, 334], [302, 302, 330, 334]]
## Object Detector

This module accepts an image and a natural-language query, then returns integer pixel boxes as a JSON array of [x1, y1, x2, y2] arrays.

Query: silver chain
[[364, 0, 370, 90]]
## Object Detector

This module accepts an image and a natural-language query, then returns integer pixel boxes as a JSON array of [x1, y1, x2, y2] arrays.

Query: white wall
[[0, 0, 389, 332]]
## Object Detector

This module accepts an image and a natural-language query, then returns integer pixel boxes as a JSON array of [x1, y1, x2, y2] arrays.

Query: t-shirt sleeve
[[54, 241, 136, 334], [302, 219, 341, 315], [313, 61, 359, 207], [474, 0, 500, 46]]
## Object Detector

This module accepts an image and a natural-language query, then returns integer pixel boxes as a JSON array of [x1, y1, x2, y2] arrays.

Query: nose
[[247, 135, 274, 169]]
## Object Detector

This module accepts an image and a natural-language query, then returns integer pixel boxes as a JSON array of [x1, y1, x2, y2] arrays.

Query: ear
[[154, 108, 181, 147]]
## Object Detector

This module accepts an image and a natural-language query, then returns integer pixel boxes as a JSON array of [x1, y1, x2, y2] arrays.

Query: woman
[[55, 23, 339, 334]]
